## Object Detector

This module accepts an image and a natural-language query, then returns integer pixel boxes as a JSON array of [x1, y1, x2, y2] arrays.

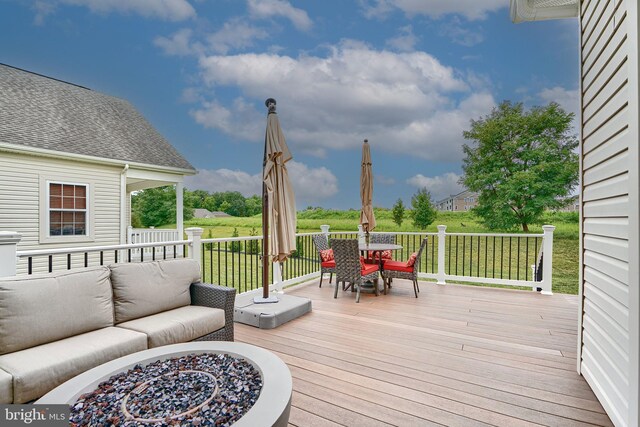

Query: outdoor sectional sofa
[[0, 258, 235, 404]]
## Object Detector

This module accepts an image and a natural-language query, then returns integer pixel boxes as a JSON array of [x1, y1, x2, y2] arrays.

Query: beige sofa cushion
[[110, 259, 201, 323], [0, 368, 12, 404], [0, 327, 147, 403], [116, 305, 225, 348], [0, 267, 114, 355]]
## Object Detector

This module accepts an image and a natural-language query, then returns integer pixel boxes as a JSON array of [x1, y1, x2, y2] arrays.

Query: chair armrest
[[190, 282, 236, 341]]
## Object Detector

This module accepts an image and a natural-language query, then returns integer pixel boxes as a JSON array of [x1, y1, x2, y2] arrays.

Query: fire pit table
[[36, 342, 292, 426]]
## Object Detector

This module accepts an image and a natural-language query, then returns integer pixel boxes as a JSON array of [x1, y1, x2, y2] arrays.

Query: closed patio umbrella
[[360, 139, 376, 237], [255, 98, 297, 303]]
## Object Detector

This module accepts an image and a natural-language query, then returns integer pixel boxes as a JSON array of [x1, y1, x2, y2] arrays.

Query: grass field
[[174, 209, 579, 294]]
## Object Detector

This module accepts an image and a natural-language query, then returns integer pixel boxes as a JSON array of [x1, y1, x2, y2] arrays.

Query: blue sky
[[0, 0, 579, 209]]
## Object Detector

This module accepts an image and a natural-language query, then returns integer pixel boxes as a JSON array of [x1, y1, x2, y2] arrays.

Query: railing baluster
[[469, 236, 472, 276], [508, 237, 512, 280], [517, 237, 521, 280], [48, 255, 53, 273], [484, 237, 488, 278], [462, 235, 466, 276], [28, 257, 33, 275], [477, 235, 480, 277], [84, 252, 88, 268], [67, 253, 71, 270]]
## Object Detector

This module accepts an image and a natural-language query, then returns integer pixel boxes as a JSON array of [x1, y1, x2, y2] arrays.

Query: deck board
[[235, 280, 612, 426]]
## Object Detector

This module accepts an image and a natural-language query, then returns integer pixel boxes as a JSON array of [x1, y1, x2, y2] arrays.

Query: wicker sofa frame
[[190, 282, 236, 341]]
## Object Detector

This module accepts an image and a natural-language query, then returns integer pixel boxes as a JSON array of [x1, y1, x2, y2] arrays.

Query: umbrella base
[[236, 293, 312, 329], [253, 295, 280, 304]]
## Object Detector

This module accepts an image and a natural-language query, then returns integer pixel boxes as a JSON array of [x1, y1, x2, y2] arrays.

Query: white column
[[176, 182, 184, 239], [185, 227, 203, 266], [541, 225, 555, 295], [320, 224, 330, 236], [437, 225, 447, 285], [0, 231, 21, 278], [357, 224, 365, 245]]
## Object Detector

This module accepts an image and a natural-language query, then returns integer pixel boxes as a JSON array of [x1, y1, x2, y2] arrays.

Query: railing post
[[437, 225, 446, 285], [320, 224, 330, 236], [357, 224, 365, 245], [541, 225, 555, 295], [0, 231, 21, 278], [272, 261, 283, 292], [185, 227, 203, 267]]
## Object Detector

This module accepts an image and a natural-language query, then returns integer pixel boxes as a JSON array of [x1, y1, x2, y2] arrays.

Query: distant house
[[0, 64, 196, 258], [193, 209, 231, 219], [434, 189, 479, 211]]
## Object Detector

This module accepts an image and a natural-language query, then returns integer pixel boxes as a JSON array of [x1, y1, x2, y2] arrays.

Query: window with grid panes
[[49, 182, 87, 236]]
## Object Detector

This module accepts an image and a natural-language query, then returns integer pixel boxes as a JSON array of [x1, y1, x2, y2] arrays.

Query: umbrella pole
[[262, 181, 269, 299]]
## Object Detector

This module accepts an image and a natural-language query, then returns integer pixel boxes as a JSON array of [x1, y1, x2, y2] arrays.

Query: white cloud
[[184, 161, 338, 206], [192, 42, 493, 161], [206, 18, 269, 54], [56, 0, 196, 21], [385, 25, 418, 52], [287, 161, 339, 204], [439, 17, 484, 46], [32, 1, 56, 25], [407, 172, 463, 201], [360, 0, 505, 21], [185, 169, 262, 196], [155, 20, 269, 57], [247, 0, 312, 31], [154, 28, 202, 56]]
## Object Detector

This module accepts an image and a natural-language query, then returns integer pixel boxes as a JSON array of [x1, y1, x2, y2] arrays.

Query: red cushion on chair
[[383, 260, 414, 273], [361, 264, 379, 276], [321, 260, 336, 268], [406, 252, 418, 267], [368, 250, 393, 260], [320, 249, 334, 262], [359, 256, 367, 270]]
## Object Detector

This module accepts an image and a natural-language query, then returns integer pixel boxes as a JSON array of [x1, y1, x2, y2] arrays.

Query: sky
[[0, 0, 579, 209]]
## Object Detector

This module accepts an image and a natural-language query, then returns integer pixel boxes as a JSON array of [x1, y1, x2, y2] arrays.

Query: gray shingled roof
[[0, 64, 195, 171]]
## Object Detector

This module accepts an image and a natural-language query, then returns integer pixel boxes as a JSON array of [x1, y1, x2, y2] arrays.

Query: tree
[[462, 101, 578, 231], [410, 189, 437, 230], [392, 198, 405, 227], [131, 185, 193, 227]]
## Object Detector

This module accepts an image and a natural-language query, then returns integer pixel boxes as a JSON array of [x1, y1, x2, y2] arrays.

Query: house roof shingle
[[0, 64, 195, 171]]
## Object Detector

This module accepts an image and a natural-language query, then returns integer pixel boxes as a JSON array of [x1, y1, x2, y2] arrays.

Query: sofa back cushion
[[0, 267, 114, 355], [110, 259, 201, 324]]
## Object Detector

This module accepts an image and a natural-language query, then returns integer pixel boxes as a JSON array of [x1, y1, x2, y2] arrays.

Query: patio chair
[[331, 239, 380, 303], [381, 237, 428, 298], [366, 233, 396, 263], [312, 234, 335, 288]]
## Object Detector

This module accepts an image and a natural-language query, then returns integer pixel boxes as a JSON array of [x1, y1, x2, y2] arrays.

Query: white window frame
[[39, 177, 95, 244]]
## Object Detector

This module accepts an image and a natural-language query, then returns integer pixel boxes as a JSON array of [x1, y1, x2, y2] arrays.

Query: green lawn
[[174, 209, 579, 294]]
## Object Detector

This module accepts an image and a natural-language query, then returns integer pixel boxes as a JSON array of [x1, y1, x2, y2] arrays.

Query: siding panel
[[580, 0, 633, 425]]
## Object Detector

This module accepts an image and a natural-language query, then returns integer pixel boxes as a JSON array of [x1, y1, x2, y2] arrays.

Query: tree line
[[131, 188, 261, 228]]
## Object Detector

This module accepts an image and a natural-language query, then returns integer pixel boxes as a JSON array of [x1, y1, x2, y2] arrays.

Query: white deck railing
[[1, 225, 554, 295]]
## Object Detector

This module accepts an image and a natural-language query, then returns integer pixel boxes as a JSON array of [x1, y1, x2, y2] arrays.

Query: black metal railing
[[445, 233, 542, 281], [18, 241, 188, 275]]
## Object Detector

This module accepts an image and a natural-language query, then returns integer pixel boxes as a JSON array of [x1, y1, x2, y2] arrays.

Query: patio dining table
[[359, 242, 403, 295]]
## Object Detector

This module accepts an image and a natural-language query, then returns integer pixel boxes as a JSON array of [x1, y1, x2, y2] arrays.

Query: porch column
[[176, 182, 184, 239], [0, 231, 21, 278], [541, 225, 555, 295]]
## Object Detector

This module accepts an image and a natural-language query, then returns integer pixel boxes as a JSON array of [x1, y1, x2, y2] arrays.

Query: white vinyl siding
[[579, 0, 637, 426], [0, 151, 122, 274]]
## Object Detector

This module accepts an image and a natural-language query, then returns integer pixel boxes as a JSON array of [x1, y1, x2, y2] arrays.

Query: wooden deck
[[235, 279, 612, 427]]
